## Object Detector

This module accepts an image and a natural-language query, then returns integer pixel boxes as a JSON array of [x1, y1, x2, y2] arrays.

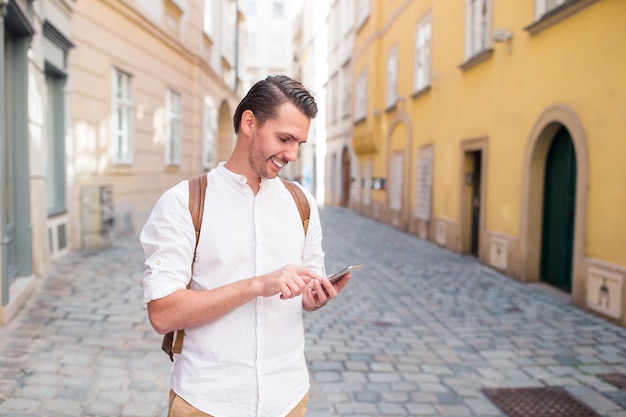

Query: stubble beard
[[248, 133, 274, 180]]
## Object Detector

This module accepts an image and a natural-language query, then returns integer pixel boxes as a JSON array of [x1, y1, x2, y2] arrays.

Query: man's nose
[[285, 142, 300, 162]]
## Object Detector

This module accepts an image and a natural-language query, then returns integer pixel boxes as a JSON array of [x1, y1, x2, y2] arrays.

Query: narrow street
[[0, 206, 625, 417]]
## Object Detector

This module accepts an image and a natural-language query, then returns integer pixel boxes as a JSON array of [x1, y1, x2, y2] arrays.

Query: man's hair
[[233, 75, 318, 134]]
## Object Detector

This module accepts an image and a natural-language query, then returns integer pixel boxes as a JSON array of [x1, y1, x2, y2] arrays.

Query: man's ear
[[240, 110, 255, 135]]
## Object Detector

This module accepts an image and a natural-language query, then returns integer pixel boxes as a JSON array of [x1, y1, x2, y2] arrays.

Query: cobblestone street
[[0, 206, 625, 416]]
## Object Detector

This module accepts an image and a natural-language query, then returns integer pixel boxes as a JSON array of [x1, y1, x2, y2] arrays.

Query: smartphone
[[326, 264, 364, 283]]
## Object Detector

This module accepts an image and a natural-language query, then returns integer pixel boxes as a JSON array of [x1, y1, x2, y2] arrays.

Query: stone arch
[[520, 103, 589, 301], [216, 100, 234, 163], [385, 112, 413, 230]]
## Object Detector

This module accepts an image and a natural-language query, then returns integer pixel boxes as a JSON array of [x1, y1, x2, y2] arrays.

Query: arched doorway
[[386, 118, 412, 230], [216, 101, 234, 163], [520, 104, 588, 303], [541, 127, 576, 292]]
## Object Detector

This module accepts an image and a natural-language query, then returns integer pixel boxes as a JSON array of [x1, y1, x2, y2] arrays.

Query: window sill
[[203, 32, 213, 48], [47, 207, 67, 218], [112, 161, 134, 168], [524, 0, 598, 36], [385, 102, 398, 113], [459, 48, 494, 72], [411, 85, 431, 100]]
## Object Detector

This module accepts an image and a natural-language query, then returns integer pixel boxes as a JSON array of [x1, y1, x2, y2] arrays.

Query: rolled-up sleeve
[[140, 182, 196, 306]]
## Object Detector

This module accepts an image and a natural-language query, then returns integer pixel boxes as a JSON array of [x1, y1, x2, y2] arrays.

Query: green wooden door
[[540, 127, 576, 292]]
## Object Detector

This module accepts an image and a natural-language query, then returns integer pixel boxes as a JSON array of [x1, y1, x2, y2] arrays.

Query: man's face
[[248, 103, 311, 179]]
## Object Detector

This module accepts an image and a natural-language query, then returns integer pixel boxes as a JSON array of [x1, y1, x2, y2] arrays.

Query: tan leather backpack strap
[[281, 178, 310, 234], [172, 173, 208, 356], [189, 174, 208, 268]]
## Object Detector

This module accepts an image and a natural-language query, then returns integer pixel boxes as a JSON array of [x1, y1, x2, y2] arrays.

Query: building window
[[342, 67, 351, 118], [357, 0, 370, 28], [269, 32, 284, 57], [465, 0, 490, 59], [415, 147, 433, 221], [414, 13, 432, 93], [46, 75, 67, 216], [354, 71, 367, 121], [342, 0, 355, 35], [246, 0, 257, 16], [165, 89, 182, 166], [389, 152, 403, 211], [203, 0, 213, 35], [273, 1, 283, 17], [112, 68, 133, 165], [202, 101, 217, 169], [247, 31, 257, 57], [329, 75, 338, 123], [164, 0, 183, 35], [535, 0, 567, 19], [363, 160, 372, 206], [386, 45, 398, 109]]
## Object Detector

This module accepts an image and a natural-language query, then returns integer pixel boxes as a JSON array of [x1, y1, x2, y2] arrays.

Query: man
[[140, 75, 351, 417]]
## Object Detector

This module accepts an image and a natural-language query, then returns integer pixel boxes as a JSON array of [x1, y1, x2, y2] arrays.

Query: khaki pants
[[168, 389, 309, 417]]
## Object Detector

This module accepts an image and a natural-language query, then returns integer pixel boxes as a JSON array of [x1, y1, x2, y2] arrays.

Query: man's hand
[[258, 265, 318, 299], [302, 273, 351, 311]]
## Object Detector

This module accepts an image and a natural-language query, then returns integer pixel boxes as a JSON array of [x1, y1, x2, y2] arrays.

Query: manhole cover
[[598, 373, 626, 389], [482, 386, 601, 417]]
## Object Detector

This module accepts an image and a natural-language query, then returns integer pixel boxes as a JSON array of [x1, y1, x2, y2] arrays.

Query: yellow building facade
[[352, 0, 626, 324]]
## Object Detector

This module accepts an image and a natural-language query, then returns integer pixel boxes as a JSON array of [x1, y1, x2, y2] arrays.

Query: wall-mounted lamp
[[492, 28, 513, 52], [492, 28, 513, 42]]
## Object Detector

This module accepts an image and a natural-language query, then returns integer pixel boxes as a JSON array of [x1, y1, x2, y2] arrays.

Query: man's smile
[[270, 156, 286, 169]]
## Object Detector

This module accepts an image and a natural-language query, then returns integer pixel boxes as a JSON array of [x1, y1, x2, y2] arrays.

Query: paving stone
[[0, 207, 625, 417]]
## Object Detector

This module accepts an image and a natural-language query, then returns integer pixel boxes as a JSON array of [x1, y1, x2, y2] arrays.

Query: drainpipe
[[0, 0, 8, 306], [233, 3, 239, 93]]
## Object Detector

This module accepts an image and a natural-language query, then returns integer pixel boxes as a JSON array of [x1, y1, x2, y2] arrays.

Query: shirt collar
[[216, 161, 278, 188]]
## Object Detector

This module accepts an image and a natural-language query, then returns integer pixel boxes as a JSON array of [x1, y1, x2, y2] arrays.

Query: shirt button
[[155, 260, 162, 266], [240, 176, 246, 182]]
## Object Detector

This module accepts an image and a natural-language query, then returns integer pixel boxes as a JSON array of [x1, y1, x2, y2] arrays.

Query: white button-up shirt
[[140, 163, 325, 417]]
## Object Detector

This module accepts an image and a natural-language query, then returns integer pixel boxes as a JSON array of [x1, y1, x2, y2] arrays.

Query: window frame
[[535, 0, 567, 20], [111, 67, 134, 165], [464, 0, 491, 60], [389, 151, 404, 211], [526, 0, 598, 36], [203, 0, 214, 36], [413, 12, 432, 94], [46, 74, 67, 216], [272, 1, 284, 17], [329, 75, 338, 123], [342, 67, 351, 118], [356, 0, 370, 29], [386, 45, 398, 109], [202, 100, 217, 170], [165, 88, 182, 166], [354, 71, 367, 122]]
